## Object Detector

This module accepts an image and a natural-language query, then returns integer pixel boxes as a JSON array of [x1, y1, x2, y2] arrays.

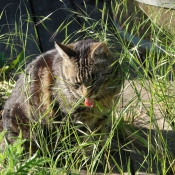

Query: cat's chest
[[72, 97, 114, 130], [72, 108, 106, 131]]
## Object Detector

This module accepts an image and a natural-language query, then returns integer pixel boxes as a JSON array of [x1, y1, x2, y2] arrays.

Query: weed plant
[[0, 0, 175, 174]]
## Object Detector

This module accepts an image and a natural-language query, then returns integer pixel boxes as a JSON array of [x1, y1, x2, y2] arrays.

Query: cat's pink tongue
[[84, 98, 94, 107]]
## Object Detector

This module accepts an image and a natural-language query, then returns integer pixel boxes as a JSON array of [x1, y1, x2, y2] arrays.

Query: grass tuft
[[0, 0, 175, 174]]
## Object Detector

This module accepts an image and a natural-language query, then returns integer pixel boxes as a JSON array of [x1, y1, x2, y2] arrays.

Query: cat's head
[[55, 39, 119, 107]]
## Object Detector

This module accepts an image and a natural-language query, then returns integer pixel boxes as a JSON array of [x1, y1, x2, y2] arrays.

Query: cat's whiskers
[[104, 86, 119, 89], [97, 85, 118, 95]]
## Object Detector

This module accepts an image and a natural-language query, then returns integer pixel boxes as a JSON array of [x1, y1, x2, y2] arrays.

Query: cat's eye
[[74, 83, 81, 89]]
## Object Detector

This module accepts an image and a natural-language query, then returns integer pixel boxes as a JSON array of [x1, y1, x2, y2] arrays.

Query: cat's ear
[[55, 42, 76, 59], [91, 42, 108, 57]]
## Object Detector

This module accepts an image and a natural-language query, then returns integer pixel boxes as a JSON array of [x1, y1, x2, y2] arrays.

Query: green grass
[[1, 0, 175, 174]]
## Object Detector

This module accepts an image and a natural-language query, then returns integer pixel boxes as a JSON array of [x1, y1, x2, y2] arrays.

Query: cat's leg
[[2, 103, 30, 148]]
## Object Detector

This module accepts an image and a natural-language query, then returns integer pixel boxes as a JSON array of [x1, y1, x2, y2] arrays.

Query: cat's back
[[2, 47, 65, 137], [26, 48, 61, 74], [3, 48, 63, 111]]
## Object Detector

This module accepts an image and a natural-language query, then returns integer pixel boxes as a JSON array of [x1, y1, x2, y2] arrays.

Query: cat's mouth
[[84, 98, 94, 107]]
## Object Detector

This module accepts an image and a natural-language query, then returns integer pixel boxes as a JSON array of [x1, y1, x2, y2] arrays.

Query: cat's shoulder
[[26, 48, 62, 73]]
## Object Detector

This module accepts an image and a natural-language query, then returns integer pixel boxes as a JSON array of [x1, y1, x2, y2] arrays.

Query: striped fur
[[2, 39, 122, 152]]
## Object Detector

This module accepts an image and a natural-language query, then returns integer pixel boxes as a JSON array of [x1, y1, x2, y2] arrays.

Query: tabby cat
[[2, 39, 122, 153]]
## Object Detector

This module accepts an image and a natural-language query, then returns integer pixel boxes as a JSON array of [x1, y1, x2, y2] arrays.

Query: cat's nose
[[81, 85, 92, 97], [81, 84, 88, 97]]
